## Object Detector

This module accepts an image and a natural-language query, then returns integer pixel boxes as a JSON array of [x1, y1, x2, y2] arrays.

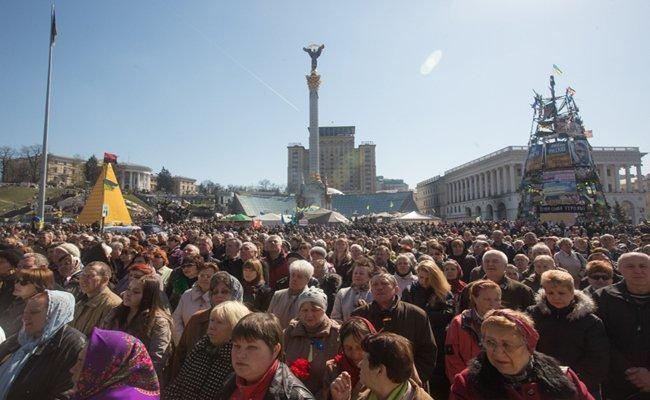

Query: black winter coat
[[220, 362, 315, 400], [527, 289, 609, 394], [0, 325, 85, 400], [592, 281, 650, 400], [459, 276, 535, 312]]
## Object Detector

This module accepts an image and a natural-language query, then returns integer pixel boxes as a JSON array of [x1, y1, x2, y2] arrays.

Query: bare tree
[[20, 144, 43, 183], [0, 146, 15, 182]]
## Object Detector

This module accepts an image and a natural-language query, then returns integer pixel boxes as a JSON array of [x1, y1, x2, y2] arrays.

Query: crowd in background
[[0, 218, 648, 400]]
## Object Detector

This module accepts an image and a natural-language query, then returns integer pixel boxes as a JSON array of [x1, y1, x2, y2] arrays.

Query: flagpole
[[36, 5, 56, 229]]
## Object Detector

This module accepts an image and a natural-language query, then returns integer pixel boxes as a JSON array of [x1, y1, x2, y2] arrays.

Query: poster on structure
[[544, 142, 572, 169], [571, 139, 592, 166], [525, 144, 544, 173]]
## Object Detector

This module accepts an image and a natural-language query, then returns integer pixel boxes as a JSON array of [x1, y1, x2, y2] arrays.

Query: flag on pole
[[552, 64, 563, 75], [566, 87, 576, 97], [584, 130, 593, 138], [103, 152, 118, 163], [50, 7, 57, 47]]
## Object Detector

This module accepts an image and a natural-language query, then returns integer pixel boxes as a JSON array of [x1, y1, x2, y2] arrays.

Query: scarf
[[0, 290, 75, 400], [232, 359, 280, 400], [332, 317, 376, 388], [368, 381, 409, 400]]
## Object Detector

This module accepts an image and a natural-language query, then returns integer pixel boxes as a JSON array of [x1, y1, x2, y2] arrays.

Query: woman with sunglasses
[[582, 260, 615, 296], [0, 267, 55, 337], [165, 255, 202, 311]]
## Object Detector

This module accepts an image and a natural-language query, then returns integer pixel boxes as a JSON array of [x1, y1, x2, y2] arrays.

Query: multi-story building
[[416, 145, 646, 223], [376, 176, 409, 192], [2, 153, 85, 186], [172, 176, 197, 196], [287, 126, 376, 194], [114, 162, 153, 192]]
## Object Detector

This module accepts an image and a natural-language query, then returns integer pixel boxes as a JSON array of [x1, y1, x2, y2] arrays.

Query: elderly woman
[[267, 260, 313, 328], [241, 259, 273, 311], [0, 290, 85, 400], [331, 259, 374, 323], [53, 243, 84, 299], [445, 280, 502, 382], [102, 277, 173, 377], [1, 267, 55, 338], [330, 238, 354, 286], [164, 301, 251, 400], [330, 332, 431, 400], [284, 287, 341, 398], [172, 262, 219, 344], [528, 270, 609, 398], [221, 313, 315, 399], [448, 238, 478, 280], [323, 318, 377, 400], [582, 260, 615, 296], [169, 271, 243, 380], [152, 249, 173, 286], [554, 238, 586, 284], [393, 254, 418, 294], [165, 255, 202, 311], [450, 309, 594, 400], [70, 328, 160, 400]]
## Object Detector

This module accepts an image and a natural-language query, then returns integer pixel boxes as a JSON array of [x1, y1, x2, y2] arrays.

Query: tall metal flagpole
[[36, 5, 56, 229]]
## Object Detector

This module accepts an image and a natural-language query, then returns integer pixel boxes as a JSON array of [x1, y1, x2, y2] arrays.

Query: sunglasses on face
[[588, 274, 611, 281]]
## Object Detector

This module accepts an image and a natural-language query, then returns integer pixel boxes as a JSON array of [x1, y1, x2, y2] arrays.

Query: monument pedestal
[[297, 177, 331, 210]]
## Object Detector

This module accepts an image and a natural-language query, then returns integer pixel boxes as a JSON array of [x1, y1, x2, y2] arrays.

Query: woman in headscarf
[[69, 328, 160, 400], [241, 259, 274, 312], [0, 290, 85, 400], [284, 287, 341, 398], [449, 309, 594, 400], [442, 259, 467, 305], [163, 301, 251, 400], [101, 276, 173, 377], [392, 254, 418, 295], [169, 271, 243, 381]]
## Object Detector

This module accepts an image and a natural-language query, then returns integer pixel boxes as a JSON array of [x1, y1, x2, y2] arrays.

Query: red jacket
[[445, 311, 482, 382], [450, 365, 594, 400]]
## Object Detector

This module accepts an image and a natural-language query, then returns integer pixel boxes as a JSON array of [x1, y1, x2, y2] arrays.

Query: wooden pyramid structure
[[78, 162, 132, 225]]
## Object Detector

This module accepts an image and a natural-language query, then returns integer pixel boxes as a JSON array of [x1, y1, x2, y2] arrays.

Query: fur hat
[[297, 287, 328, 311]]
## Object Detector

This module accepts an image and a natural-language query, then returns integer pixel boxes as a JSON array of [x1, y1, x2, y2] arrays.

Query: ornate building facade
[[416, 145, 646, 222]]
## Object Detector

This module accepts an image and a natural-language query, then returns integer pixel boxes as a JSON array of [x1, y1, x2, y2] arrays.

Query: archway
[[465, 207, 472, 218], [496, 202, 507, 220], [621, 201, 636, 223], [486, 204, 494, 220], [475, 206, 482, 220]]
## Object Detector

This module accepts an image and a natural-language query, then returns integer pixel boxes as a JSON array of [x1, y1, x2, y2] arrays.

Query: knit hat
[[56, 243, 81, 259], [297, 287, 328, 311]]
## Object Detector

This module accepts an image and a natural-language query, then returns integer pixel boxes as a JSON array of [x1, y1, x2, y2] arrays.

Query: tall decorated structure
[[78, 153, 132, 226], [518, 75, 609, 224], [297, 44, 331, 209]]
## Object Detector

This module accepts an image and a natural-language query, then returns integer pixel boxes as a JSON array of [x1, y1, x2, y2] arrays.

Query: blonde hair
[[540, 270, 574, 291], [416, 260, 451, 302], [210, 301, 252, 331]]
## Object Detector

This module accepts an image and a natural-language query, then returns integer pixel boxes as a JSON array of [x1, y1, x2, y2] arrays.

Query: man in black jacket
[[593, 252, 650, 399]]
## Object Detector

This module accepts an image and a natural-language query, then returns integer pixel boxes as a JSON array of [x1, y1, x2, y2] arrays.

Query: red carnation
[[289, 358, 311, 381]]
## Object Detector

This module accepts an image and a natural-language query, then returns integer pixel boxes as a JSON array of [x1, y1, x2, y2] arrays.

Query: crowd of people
[[0, 218, 648, 400]]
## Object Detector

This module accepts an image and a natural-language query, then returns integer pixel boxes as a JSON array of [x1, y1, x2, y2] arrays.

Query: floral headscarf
[[72, 328, 160, 400]]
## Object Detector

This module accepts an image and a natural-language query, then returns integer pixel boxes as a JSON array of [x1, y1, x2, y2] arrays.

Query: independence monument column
[[303, 44, 324, 181]]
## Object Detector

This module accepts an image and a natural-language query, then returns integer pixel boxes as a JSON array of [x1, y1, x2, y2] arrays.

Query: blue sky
[[1, 0, 648, 188]]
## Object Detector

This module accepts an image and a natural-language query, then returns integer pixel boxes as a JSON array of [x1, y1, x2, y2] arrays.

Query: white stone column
[[480, 173, 485, 198], [496, 168, 501, 195], [614, 165, 621, 192], [600, 164, 608, 192], [509, 164, 516, 193], [637, 165, 644, 192], [471, 176, 476, 200], [625, 166, 632, 192]]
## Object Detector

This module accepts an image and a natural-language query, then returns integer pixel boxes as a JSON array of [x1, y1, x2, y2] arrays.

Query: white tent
[[395, 211, 440, 222], [254, 213, 284, 226]]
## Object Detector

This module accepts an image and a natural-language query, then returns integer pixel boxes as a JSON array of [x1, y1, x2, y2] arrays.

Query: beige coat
[[171, 285, 211, 345], [71, 286, 122, 336], [284, 317, 341, 399], [267, 288, 304, 329]]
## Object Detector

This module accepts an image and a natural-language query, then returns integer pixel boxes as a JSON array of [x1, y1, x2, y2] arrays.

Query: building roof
[[115, 162, 152, 172], [331, 191, 419, 217], [172, 176, 196, 182], [319, 126, 355, 137], [233, 194, 296, 217]]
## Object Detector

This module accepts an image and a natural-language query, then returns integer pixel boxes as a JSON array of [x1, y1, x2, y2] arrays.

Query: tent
[[222, 213, 252, 222], [395, 211, 440, 223], [254, 213, 284, 226], [78, 163, 132, 225], [303, 209, 350, 224]]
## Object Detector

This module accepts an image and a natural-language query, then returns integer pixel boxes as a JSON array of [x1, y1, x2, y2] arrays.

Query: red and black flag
[[103, 152, 118, 164]]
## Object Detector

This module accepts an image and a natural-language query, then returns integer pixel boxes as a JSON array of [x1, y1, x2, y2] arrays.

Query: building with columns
[[114, 162, 153, 192], [172, 176, 197, 196], [416, 145, 646, 222]]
